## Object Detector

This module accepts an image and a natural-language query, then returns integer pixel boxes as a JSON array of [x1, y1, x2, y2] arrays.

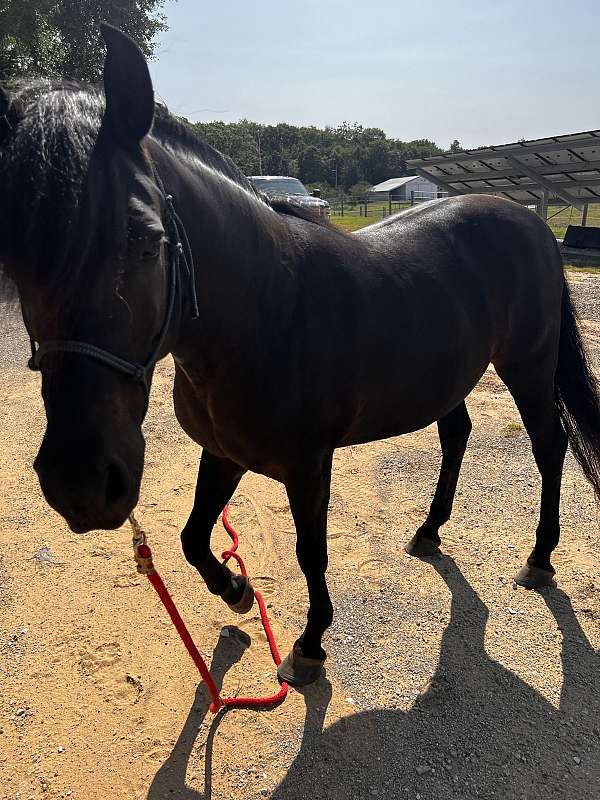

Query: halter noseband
[[27, 179, 198, 413]]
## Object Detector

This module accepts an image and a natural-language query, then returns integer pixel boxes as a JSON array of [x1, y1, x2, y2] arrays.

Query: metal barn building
[[368, 175, 443, 203]]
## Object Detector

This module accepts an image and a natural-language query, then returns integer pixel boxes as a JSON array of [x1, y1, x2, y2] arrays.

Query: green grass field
[[332, 202, 600, 236], [566, 265, 600, 274], [332, 202, 600, 272], [334, 216, 379, 232], [331, 201, 407, 232], [545, 204, 600, 240]]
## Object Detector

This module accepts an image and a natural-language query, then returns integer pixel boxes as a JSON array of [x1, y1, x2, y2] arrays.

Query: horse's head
[[0, 27, 173, 532]]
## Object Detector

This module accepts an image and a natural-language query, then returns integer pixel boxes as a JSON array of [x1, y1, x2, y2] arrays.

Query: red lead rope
[[131, 506, 288, 713]]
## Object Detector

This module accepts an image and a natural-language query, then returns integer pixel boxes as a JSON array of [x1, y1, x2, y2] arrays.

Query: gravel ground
[[0, 300, 28, 372]]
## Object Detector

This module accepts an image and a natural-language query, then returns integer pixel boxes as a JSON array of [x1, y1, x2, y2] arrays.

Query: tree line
[[190, 119, 444, 195]]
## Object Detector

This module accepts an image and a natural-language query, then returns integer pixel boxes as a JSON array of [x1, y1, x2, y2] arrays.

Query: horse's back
[[358, 194, 565, 363], [290, 195, 566, 444]]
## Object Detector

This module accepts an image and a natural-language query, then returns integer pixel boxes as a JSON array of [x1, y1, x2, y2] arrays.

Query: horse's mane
[[151, 105, 257, 193], [151, 105, 334, 229]]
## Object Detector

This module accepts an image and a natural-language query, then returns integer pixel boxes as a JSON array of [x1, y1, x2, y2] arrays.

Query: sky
[[149, 0, 600, 150]]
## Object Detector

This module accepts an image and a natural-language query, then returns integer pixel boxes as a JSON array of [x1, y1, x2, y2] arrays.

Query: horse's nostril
[[105, 461, 129, 507]]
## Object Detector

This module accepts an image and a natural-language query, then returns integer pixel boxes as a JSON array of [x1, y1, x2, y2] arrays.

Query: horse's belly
[[338, 355, 490, 446]]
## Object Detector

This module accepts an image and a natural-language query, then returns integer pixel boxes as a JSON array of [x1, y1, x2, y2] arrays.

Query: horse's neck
[[157, 147, 295, 364]]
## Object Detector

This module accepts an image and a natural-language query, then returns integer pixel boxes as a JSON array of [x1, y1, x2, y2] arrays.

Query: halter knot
[[131, 364, 147, 384]]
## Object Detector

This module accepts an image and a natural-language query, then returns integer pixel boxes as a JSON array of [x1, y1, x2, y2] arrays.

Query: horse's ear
[[100, 23, 154, 146]]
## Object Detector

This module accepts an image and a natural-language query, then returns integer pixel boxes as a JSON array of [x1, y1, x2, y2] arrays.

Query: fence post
[[388, 194, 392, 216], [537, 189, 549, 220], [582, 203, 589, 227]]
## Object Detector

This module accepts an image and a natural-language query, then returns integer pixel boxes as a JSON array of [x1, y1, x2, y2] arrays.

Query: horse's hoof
[[405, 534, 440, 558], [277, 644, 325, 687], [513, 564, 557, 590], [226, 576, 255, 614]]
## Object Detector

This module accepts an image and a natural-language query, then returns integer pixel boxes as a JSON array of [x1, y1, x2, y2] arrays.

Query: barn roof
[[369, 176, 426, 193]]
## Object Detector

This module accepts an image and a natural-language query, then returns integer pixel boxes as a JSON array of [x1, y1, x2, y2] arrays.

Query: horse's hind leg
[[495, 362, 567, 589], [180, 450, 253, 612], [405, 401, 472, 557]]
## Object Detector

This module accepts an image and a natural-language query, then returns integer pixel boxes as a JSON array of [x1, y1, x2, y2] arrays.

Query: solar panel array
[[407, 131, 600, 209]]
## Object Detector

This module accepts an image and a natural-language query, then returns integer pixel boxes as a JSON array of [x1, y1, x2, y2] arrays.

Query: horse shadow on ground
[[146, 627, 253, 800], [148, 557, 600, 800]]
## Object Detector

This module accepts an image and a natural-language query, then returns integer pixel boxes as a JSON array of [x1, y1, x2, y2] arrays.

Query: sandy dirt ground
[[1, 274, 599, 800]]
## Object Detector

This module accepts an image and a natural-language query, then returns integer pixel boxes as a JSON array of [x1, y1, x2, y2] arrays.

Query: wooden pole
[[582, 203, 589, 227]]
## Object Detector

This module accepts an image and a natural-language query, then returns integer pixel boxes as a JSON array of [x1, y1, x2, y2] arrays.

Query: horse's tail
[[555, 280, 600, 499]]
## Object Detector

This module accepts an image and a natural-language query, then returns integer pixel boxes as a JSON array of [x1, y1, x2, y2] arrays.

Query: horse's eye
[[140, 243, 161, 261]]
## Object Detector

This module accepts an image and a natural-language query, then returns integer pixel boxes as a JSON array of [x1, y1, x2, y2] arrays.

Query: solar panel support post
[[537, 189, 549, 220], [582, 203, 589, 227]]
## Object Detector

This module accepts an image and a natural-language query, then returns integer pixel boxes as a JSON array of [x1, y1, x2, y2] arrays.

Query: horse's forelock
[[0, 81, 126, 301]]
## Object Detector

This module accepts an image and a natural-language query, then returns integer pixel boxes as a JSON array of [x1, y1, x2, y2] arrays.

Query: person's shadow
[[147, 558, 599, 799], [272, 556, 600, 799]]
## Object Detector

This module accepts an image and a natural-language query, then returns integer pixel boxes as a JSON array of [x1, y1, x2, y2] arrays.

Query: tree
[[298, 145, 325, 184], [0, 0, 169, 82], [449, 139, 462, 153], [348, 181, 371, 201]]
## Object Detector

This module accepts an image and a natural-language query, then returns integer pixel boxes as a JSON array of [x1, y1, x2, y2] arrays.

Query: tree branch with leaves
[[0, 0, 170, 81]]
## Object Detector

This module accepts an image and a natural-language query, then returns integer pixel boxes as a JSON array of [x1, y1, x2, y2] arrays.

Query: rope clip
[[129, 513, 155, 576]]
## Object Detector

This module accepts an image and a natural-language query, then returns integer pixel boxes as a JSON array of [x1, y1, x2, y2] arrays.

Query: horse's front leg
[[180, 450, 253, 612], [278, 452, 334, 687]]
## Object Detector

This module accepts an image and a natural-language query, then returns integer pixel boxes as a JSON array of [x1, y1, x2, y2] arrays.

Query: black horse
[[1, 26, 599, 686]]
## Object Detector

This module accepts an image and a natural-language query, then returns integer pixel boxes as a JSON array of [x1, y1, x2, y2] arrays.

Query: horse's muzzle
[[34, 450, 139, 534]]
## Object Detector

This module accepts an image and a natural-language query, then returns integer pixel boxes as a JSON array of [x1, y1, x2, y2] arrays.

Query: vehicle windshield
[[251, 177, 309, 196]]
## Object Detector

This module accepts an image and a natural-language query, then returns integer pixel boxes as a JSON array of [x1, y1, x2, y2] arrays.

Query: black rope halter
[[27, 174, 198, 414]]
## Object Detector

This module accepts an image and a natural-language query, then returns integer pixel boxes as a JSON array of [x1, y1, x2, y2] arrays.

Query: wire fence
[[328, 191, 448, 219]]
